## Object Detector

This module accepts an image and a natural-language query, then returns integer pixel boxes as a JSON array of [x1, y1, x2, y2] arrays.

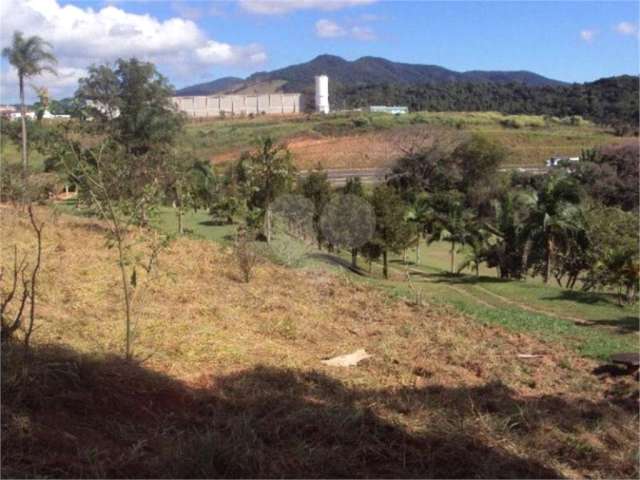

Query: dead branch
[[1, 206, 43, 346]]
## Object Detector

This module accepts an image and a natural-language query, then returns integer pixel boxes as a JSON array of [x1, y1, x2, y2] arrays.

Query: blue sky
[[1, 0, 638, 101]]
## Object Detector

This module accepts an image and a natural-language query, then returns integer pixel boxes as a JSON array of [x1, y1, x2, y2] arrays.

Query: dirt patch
[[212, 132, 406, 170]]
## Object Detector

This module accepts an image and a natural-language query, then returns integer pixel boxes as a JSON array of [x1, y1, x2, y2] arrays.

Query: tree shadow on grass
[[412, 271, 509, 285], [541, 289, 626, 308], [575, 316, 640, 334], [2, 343, 636, 478], [306, 253, 369, 276]]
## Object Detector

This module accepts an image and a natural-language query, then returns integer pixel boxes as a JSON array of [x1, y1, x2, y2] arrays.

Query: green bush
[[500, 118, 521, 129]]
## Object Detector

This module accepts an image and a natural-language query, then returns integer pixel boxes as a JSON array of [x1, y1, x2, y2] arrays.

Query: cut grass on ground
[[54, 204, 639, 362], [1, 205, 638, 478]]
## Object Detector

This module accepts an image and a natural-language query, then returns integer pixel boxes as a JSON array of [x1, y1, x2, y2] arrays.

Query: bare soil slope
[[213, 131, 404, 170], [1, 206, 638, 478]]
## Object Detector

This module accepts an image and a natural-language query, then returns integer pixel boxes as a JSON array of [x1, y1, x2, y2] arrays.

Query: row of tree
[[206, 128, 638, 303]]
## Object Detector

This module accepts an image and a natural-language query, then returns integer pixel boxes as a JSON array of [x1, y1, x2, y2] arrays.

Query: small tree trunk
[[265, 206, 272, 244], [177, 207, 184, 235], [23, 206, 43, 351], [19, 75, 28, 176], [140, 203, 149, 227], [351, 248, 357, 269], [383, 250, 388, 279], [544, 237, 552, 284], [113, 224, 133, 360], [450, 240, 456, 273], [416, 235, 420, 265]]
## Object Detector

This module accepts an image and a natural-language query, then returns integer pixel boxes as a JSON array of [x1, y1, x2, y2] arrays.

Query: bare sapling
[[62, 141, 165, 360], [234, 226, 259, 283], [1, 205, 44, 349]]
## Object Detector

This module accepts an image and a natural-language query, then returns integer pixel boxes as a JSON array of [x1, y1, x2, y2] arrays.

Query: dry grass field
[[2, 205, 638, 478]]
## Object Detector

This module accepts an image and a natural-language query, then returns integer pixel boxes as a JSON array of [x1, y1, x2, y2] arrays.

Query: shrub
[[234, 227, 259, 283], [351, 116, 370, 128], [500, 118, 521, 129], [0, 166, 63, 204]]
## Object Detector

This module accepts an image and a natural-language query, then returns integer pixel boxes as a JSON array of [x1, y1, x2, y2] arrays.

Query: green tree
[[483, 190, 536, 279], [242, 137, 296, 243], [405, 192, 433, 265], [76, 58, 185, 224], [165, 156, 217, 235], [424, 191, 475, 274], [341, 176, 367, 267], [524, 174, 582, 284], [583, 206, 639, 303], [452, 133, 507, 210], [342, 176, 365, 197], [370, 185, 410, 279], [298, 166, 331, 248], [60, 139, 167, 360], [2, 31, 57, 174], [76, 64, 120, 121]]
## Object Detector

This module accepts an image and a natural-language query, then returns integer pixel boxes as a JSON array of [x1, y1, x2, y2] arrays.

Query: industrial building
[[368, 105, 408, 115], [172, 75, 330, 118], [172, 93, 302, 118]]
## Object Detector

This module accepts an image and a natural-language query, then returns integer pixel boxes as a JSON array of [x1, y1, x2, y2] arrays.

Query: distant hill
[[175, 76, 244, 96], [175, 54, 566, 96]]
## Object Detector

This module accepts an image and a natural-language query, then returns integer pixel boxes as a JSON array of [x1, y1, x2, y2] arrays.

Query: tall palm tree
[[484, 190, 536, 279], [2, 31, 57, 174], [525, 174, 582, 283], [424, 191, 474, 274]]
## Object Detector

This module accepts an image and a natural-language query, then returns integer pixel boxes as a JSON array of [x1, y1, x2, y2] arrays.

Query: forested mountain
[[174, 55, 637, 127], [334, 75, 639, 127], [176, 54, 565, 96], [249, 55, 565, 91]]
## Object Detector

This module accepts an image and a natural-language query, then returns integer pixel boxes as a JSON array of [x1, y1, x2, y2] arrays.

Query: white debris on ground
[[321, 349, 372, 367]]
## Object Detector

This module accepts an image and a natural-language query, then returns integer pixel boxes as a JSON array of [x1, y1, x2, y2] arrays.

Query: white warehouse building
[[172, 93, 302, 118], [172, 75, 330, 118]]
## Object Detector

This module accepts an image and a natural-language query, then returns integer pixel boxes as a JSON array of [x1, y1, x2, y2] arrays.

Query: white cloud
[[315, 19, 347, 37], [240, 0, 375, 15], [315, 18, 376, 41], [0, 0, 267, 100], [196, 41, 267, 65], [350, 25, 376, 41], [614, 21, 638, 36], [579, 29, 596, 42]]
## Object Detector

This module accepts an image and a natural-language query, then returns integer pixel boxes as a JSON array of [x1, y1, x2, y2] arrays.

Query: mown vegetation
[[1, 35, 638, 479]]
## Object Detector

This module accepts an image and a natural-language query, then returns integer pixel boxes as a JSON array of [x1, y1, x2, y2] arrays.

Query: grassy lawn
[[0, 138, 46, 171], [152, 207, 236, 244]]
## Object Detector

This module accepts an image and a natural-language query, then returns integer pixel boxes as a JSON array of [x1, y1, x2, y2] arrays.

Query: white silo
[[315, 75, 329, 114]]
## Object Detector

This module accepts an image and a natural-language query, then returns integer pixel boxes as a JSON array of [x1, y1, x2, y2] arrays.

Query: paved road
[[301, 165, 548, 186]]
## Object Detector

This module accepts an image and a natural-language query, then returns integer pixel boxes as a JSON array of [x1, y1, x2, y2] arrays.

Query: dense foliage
[[334, 75, 639, 128]]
